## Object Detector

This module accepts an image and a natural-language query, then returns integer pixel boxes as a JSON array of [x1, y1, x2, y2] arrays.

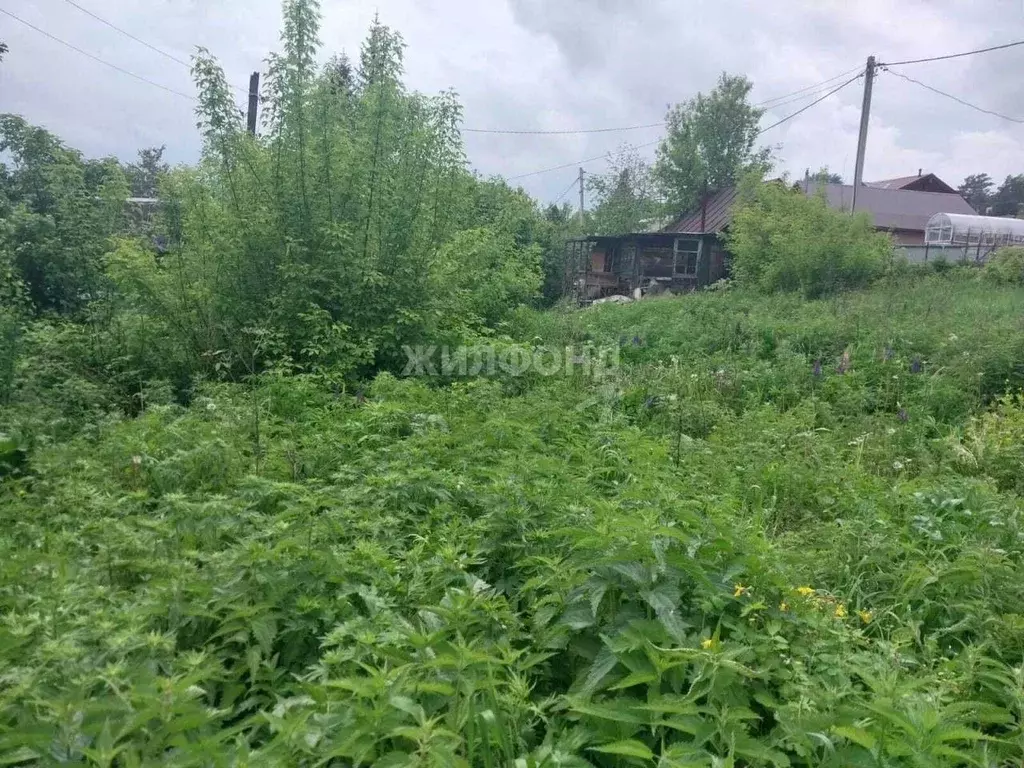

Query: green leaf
[[832, 726, 876, 751], [569, 698, 649, 725], [577, 645, 619, 697], [0, 747, 41, 766], [642, 584, 690, 643], [588, 740, 654, 761], [609, 670, 658, 690]]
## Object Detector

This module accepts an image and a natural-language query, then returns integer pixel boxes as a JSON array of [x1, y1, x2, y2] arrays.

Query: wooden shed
[[565, 188, 736, 302]]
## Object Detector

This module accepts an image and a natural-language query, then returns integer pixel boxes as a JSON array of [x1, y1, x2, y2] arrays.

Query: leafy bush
[[727, 178, 892, 297], [955, 394, 1024, 493], [106, 12, 548, 382], [983, 245, 1024, 284], [0, 115, 128, 316]]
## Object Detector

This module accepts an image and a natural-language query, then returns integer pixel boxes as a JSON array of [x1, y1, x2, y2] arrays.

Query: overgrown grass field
[[4, 273, 1024, 766]]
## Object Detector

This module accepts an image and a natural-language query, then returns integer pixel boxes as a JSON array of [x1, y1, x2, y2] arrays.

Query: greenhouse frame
[[925, 213, 1024, 248]]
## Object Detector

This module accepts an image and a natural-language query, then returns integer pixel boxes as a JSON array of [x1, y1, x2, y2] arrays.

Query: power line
[[509, 73, 862, 182], [58, 0, 249, 94], [475, 66, 861, 138], [755, 65, 862, 108], [758, 82, 853, 113], [552, 176, 579, 205], [879, 39, 1024, 67], [508, 138, 663, 181], [60, 0, 189, 67], [0, 7, 197, 101], [756, 72, 863, 135], [883, 67, 1023, 124], [464, 122, 665, 136], [757, 72, 866, 113]]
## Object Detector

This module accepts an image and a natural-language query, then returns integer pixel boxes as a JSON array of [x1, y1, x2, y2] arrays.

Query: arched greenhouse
[[925, 213, 1024, 247]]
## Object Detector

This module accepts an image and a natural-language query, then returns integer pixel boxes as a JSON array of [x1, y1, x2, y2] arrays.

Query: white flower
[[206, 401, 217, 412], [892, 460, 904, 471]]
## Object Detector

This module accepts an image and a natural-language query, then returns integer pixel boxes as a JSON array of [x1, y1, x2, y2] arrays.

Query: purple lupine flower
[[812, 359, 822, 377], [910, 356, 923, 374], [898, 408, 909, 423], [644, 396, 658, 409], [632, 335, 643, 347]]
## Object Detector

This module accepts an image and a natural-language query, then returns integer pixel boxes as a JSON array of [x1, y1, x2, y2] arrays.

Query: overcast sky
[[2, 0, 1023, 204]]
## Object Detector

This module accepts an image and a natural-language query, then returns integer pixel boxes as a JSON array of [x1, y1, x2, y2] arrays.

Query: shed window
[[674, 238, 700, 276]]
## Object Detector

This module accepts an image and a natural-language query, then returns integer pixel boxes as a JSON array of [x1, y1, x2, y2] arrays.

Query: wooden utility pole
[[578, 168, 586, 230], [851, 55, 876, 212], [246, 72, 260, 136]]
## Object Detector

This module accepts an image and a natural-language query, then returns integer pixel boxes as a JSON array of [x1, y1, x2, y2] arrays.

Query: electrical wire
[[757, 83, 852, 113], [882, 67, 1023, 124], [463, 122, 665, 136], [474, 66, 861, 138], [552, 175, 580, 204], [0, 6, 197, 101], [507, 138, 663, 181], [754, 65, 862, 108], [509, 72, 863, 181], [879, 39, 1024, 67], [755, 72, 863, 135], [58, 0, 249, 94], [60, 0, 189, 67]]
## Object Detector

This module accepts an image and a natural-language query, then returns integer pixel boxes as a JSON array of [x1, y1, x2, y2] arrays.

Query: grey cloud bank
[[2, 0, 1022, 202]]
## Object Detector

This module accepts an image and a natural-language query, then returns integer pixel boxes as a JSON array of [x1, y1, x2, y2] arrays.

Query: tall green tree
[[125, 145, 169, 198], [654, 73, 771, 215], [992, 174, 1024, 218], [811, 167, 843, 184], [587, 145, 660, 236], [0, 115, 127, 315], [958, 173, 994, 213], [536, 201, 577, 303]]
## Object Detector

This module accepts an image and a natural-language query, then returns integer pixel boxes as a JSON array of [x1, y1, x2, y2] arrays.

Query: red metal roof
[[662, 187, 741, 234]]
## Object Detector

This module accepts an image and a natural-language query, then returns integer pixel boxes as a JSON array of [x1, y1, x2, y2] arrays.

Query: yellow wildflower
[[734, 584, 750, 598], [835, 603, 848, 619], [795, 586, 815, 597], [857, 610, 873, 624], [701, 638, 716, 650], [779, 601, 789, 612]]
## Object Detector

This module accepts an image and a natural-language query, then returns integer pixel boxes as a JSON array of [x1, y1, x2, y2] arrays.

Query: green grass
[[4, 272, 1024, 766]]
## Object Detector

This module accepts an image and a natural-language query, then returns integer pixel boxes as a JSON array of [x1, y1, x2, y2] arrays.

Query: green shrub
[[727, 177, 892, 297], [955, 394, 1024, 493], [983, 246, 1024, 284]]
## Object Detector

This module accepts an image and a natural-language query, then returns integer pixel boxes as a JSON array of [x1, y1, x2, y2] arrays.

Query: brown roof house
[[865, 171, 958, 194], [802, 175, 976, 245]]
